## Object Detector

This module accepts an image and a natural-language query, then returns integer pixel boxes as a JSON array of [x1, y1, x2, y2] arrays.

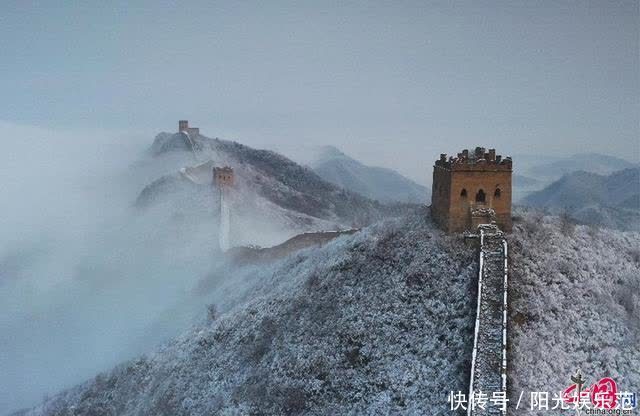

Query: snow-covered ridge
[[508, 209, 640, 415], [227, 229, 360, 265], [14, 209, 640, 415], [136, 132, 416, 248], [16, 212, 477, 415]]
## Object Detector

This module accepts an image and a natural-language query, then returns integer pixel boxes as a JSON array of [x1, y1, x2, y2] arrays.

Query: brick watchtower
[[178, 120, 200, 136], [213, 166, 235, 188], [431, 147, 512, 233]]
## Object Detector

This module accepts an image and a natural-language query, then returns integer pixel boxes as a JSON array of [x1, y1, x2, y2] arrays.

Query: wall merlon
[[434, 147, 512, 171]]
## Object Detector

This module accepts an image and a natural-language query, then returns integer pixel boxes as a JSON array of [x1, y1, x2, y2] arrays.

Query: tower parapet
[[431, 147, 512, 232], [435, 147, 512, 171]]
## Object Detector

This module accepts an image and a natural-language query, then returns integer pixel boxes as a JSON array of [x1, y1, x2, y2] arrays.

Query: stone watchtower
[[431, 147, 512, 233], [213, 166, 235, 188], [178, 120, 200, 136]]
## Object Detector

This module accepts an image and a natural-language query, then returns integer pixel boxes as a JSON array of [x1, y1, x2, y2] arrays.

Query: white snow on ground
[[508, 209, 640, 415], [14, 209, 640, 416], [17, 213, 477, 415]]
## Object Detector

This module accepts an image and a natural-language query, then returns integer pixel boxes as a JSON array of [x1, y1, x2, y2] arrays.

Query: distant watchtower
[[178, 120, 200, 136], [213, 166, 235, 188], [431, 147, 512, 233]]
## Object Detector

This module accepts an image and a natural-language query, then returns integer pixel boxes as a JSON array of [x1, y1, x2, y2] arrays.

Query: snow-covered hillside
[[14, 210, 640, 415], [136, 133, 414, 247], [508, 209, 640, 414], [16, 212, 477, 415]]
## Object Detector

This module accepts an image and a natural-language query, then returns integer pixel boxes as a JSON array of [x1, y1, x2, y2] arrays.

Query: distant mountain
[[523, 168, 640, 230], [524, 152, 636, 179], [512, 174, 543, 202], [136, 133, 413, 247], [513, 174, 540, 188], [310, 146, 429, 204]]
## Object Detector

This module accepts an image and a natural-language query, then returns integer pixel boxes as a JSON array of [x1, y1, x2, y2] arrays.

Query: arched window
[[494, 188, 501, 198], [476, 189, 486, 203], [460, 188, 467, 198]]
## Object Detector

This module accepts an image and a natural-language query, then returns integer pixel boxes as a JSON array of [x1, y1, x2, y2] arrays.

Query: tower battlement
[[431, 147, 512, 233], [435, 147, 512, 171]]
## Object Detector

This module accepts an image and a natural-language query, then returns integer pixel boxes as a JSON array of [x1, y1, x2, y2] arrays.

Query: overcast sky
[[1, 1, 638, 181]]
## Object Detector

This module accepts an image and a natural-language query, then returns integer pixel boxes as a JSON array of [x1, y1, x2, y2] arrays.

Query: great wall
[[227, 229, 360, 265], [467, 225, 508, 416], [432, 147, 511, 415], [179, 121, 513, 414]]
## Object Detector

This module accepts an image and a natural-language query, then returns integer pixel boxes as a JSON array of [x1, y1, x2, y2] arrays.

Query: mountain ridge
[[310, 145, 429, 204], [523, 167, 640, 230], [136, 133, 416, 247], [13, 209, 640, 415], [522, 152, 636, 179]]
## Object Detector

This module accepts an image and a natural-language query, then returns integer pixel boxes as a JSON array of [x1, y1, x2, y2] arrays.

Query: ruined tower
[[178, 120, 189, 132], [431, 147, 512, 233], [178, 120, 200, 136]]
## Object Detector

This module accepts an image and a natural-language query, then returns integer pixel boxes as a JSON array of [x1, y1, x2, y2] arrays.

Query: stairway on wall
[[468, 225, 508, 416]]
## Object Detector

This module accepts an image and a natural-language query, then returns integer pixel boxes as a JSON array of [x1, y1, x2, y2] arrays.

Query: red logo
[[590, 377, 618, 409], [562, 375, 618, 409]]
